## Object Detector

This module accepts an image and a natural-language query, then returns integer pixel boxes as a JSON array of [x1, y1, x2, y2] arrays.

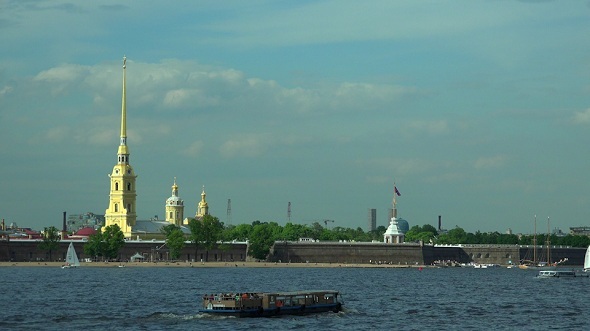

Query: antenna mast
[[226, 198, 232, 225]]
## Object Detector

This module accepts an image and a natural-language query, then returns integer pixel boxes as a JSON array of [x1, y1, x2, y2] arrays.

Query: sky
[[1, 0, 590, 234]]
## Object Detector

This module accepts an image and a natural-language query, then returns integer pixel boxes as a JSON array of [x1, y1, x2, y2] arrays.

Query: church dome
[[397, 218, 409, 234], [166, 196, 183, 206]]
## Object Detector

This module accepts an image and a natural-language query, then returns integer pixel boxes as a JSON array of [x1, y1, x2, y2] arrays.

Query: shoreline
[[0, 261, 430, 268]]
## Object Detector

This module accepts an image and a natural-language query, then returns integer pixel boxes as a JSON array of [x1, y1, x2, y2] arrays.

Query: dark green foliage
[[38, 226, 61, 261], [188, 215, 224, 261], [161, 224, 186, 260], [83, 224, 125, 261]]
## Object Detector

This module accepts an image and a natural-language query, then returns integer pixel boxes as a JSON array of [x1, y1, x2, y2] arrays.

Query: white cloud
[[474, 155, 507, 169], [572, 108, 590, 124], [182, 140, 205, 158], [0, 85, 13, 97], [407, 120, 449, 135], [219, 134, 272, 158]]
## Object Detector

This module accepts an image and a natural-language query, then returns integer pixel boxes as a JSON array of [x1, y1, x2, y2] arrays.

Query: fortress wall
[[269, 241, 426, 265], [1, 240, 586, 266], [0, 240, 248, 263]]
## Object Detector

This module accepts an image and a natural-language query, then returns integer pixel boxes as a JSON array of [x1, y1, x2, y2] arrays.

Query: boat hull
[[199, 302, 342, 318], [537, 270, 589, 278]]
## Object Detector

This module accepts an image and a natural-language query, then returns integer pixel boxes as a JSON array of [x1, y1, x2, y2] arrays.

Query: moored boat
[[537, 269, 589, 278], [199, 290, 343, 317], [584, 245, 590, 272]]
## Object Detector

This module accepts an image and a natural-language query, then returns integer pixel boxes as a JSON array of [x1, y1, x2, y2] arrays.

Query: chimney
[[61, 211, 67, 240], [438, 215, 442, 231]]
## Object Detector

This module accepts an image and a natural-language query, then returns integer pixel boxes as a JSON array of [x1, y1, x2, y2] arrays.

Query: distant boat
[[61, 242, 80, 269], [584, 246, 590, 272], [520, 216, 567, 270], [537, 270, 589, 278]]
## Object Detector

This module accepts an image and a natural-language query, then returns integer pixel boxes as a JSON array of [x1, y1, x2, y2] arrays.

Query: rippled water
[[1, 266, 589, 330]]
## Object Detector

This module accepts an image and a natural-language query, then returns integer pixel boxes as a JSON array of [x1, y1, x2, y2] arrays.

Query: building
[[570, 227, 590, 236], [66, 212, 104, 232], [368, 208, 377, 232], [104, 56, 137, 237], [383, 185, 405, 244], [195, 186, 209, 219], [165, 178, 184, 226], [387, 208, 409, 234], [100, 57, 214, 240]]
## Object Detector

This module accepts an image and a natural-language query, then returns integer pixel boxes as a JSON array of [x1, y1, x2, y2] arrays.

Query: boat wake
[[144, 312, 236, 320]]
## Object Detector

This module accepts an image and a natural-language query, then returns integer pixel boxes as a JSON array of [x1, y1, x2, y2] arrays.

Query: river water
[[1, 266, 589, 330]]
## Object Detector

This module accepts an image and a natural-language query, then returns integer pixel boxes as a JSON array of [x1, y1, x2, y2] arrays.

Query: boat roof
[[205, 290, 339, 296]]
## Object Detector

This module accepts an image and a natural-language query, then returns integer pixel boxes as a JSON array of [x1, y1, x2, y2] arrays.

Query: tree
[[102, 224, 125, 260], [84, 232, 105, 260], [405, 225, 437, 243], [248, 222, 282, 260], [162, 224, 186, 260], [188, 215, 223, 262], [38, 226, 61, 261], [83, 224, 125, 261]]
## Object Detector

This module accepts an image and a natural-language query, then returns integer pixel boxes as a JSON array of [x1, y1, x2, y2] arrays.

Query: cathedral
[[103, 57, 209, 239]]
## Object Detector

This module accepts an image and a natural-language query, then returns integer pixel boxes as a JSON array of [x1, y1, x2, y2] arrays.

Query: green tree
[[102, 224, 126, 260], [38, 226, 61, 261], [84, 232, 105, 260], [248, 222, 282, 260], [162, 224, 186, 260], [188, 215, 224, 261], [404, 225, 437, 243], [83, 224, 125, 261]]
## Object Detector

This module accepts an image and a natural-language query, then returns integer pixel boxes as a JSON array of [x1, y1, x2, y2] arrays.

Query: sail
[[584, 246, 590, 271], [65, 242, 80, 267]]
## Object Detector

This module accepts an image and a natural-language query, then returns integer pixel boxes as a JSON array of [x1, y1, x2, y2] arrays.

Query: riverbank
[[0, 261, 426, 268]]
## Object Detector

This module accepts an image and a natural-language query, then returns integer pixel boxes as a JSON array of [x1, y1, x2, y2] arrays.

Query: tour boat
[[199, 290, 343, 317]]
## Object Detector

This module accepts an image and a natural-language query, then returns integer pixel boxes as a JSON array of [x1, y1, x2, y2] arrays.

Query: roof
[[75, 227, 98, 236], [133, 220, 191, 234]]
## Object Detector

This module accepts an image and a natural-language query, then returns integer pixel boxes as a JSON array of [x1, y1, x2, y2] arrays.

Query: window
[[114, 204, 118, 212], [127, 204, 132, 212], [115, 182, 119, 191], [127, 183, 131, 191]]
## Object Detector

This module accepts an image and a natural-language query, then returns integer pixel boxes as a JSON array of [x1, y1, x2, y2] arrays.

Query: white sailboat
[[584, 245, 590, 272], [62, 242, 80, 269]]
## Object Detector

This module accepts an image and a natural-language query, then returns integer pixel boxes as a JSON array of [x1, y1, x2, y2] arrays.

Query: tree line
[[38, 220, 590, 262], [405, 224, 590, 247]]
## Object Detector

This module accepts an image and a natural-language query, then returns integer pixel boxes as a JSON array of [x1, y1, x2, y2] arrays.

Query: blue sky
[[1, 0, 590, 234]]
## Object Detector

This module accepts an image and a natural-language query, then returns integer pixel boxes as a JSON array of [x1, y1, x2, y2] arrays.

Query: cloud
[[572, 108, 590, 124], [0, 85, 13, 97], [474, 155, 507, 169], [182, 140, 205, 158], [407, 120, 449, 135], [219, 133, 272, 158]]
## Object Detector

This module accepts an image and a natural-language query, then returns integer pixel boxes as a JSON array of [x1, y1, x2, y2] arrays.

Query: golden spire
[[172, 177, 178, 196], [117, 55, 129, 162]]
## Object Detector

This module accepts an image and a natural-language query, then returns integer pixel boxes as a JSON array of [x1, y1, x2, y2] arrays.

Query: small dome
[[397, 218, 409, 234]]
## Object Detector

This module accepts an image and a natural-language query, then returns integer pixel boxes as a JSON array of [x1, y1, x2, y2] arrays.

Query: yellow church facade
[[104, 56, 210, 239]]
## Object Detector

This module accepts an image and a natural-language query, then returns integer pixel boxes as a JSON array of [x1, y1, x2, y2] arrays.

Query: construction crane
[[323, 219, 334, 229]]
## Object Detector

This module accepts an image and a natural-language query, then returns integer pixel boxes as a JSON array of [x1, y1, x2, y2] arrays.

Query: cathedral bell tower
[[196, 185, 209, 219], [104, 56, 137, 238], [165, 178, 184, 226]]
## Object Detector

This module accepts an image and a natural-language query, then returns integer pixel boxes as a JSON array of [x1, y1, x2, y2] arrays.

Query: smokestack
[[61, 211, 67, 240], [438, 215, 441, 231]]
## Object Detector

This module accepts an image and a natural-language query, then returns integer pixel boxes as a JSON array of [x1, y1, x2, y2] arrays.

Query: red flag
[[394, 186, 401, 196]]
